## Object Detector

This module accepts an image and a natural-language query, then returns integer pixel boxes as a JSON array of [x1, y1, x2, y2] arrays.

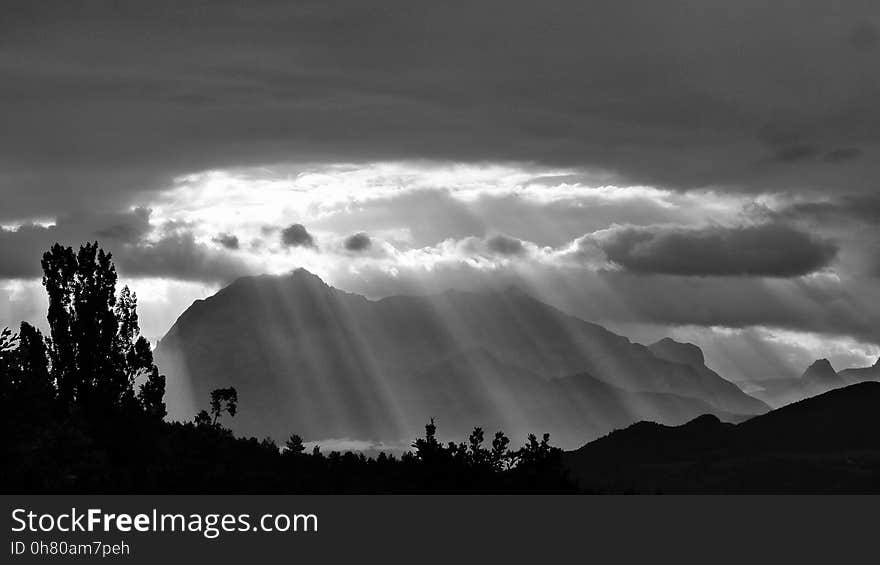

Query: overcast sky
[[2, 1, 880, 382]]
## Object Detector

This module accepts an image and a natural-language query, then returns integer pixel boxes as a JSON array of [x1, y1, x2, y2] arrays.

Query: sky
[[2, 1, 880, 382]]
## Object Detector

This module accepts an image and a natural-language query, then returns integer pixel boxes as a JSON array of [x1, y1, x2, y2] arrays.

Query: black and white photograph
[[2, 1, 880, 559]]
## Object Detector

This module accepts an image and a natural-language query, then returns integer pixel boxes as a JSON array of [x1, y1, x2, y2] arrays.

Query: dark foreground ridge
[[0, 395, 575, 493], [565, 381, 880, 493]]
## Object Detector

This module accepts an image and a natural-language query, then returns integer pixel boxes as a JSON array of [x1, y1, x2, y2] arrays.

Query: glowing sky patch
[[1, 160, 878, 383]]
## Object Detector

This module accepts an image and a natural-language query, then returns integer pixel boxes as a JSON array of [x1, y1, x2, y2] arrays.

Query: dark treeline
[[0, 243, 575, 493]]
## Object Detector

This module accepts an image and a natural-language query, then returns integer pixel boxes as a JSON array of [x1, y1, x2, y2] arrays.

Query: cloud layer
[[0, 209, 251, 283], [3, 3, 880, 381], [592, 223, 838, 277], [4, 1, 880, 223]]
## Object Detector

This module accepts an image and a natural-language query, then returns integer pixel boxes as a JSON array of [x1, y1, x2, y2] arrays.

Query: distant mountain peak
[[807, 358, 834, 371], [156, 271, 768, 444], [215, 269, 332, 301], [272, 268, 335, 296], [290, 267, 328, 285], [802, 359, 838, 383], [648, 337, 706, 369]]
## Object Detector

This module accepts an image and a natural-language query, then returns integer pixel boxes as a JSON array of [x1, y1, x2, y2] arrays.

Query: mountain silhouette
[[565, 381, 880, 492], [800, 358, 843, 390], [751, 357, 879, 407], [155, 270, 767, 447]]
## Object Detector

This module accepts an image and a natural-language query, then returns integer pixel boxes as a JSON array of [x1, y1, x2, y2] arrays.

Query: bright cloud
[[2, 160, 879, 383]]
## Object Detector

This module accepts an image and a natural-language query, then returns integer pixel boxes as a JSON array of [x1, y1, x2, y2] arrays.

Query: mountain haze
[[839, 358, 880, 385], [751, 357, 880, 407], [155, 270, 766, 447]]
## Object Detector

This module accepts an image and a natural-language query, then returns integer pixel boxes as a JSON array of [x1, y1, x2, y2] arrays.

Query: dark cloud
[[583, 271, 880, 345], [4, 1, 880, 224], [455, 234, 531, 260], [0, 209, 157, 278], [280, 224, 315, 248], [595, 223, 838, 277], [212, 233, 240, 250], [343, 232, 372, 252], [114, 232, 251, 283], [485, 234, 526, 256], [92, 207, 153, 243], [0, 224, 56, 279], [0, 210, 251, 283]]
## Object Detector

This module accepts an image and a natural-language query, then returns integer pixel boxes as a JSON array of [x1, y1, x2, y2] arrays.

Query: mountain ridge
[[749, 356, 880, 407], [565, 382, 880, 492], [155, 270, 767, 447]]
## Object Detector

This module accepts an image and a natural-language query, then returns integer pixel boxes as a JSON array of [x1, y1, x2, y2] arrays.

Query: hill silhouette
[[156, 270, 767, 446], [564, 382, 880, 493]]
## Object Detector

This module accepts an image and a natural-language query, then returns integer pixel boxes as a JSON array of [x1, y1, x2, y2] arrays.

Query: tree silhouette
[[41, 244, 77, 403], [139, 367, 166, 419], [39, 242, 165, 414], [285, 434, 306, 455], [516, 433, 555, 466], [193, 410, 213, 427], [210, 387, 238, 425], [116, 286, 157, 409], [490, 430, 511, 471], [412, 417, 442, 463], [0, 324, 53, 402], [468, 427, 489, 467], [17, 322, 52, 399]]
